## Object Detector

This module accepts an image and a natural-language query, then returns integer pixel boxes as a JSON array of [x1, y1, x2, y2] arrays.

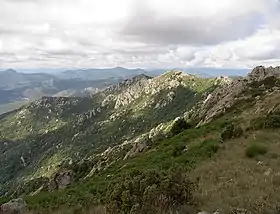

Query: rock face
[[0, 198, 27, 214], [49, 170, 74, 190], [194, 78, 247, 125], [248, 66, 280, 81], [191, 66, 280, 126], [124, 134, 151, 160], [114, 75, 151, 109]]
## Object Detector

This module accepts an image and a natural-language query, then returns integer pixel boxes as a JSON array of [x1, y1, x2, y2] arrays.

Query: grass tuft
[[245, 143, 268, 158]]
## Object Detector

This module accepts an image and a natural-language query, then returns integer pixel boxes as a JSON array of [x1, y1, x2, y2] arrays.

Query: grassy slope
[[5, 74, 280, 213], [192, 130, 280, 214], [24, 120, 224, 213], [24, 116, 280, 214], [25, 128, 280, 214]]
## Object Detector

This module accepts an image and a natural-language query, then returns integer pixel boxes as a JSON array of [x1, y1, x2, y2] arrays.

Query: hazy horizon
[[0, 66, 250, 77]]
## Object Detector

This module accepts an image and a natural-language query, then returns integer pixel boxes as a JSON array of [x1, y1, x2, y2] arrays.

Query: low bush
[[250, 111, 280, 130], [221, 123, 243, 141], [170, 118, 192, 136], [0, 197, 11, 205], [245, 144, 268, 158], [106, 168, 196, 214], [264, 112, 280, 128], [199, 139, 220, 157]]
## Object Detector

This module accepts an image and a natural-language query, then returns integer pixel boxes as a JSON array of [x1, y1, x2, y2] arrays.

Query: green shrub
[[221, 123, 243, 141], [172, 144, 185, 157], [245, 144, 268, 158], [0, 197, 11, 205], [200, 139, 220, 157], [250, 112, 280, 130], [249, 76, 280, 90], [170, 118, 192, 136], [14, 177, 49, 196], [106, 168, 196, 213], [264, 112, 280, 128]]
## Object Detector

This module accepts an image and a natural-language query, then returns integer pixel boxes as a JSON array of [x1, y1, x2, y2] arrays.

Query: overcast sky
[[0, 0, 280, 69]]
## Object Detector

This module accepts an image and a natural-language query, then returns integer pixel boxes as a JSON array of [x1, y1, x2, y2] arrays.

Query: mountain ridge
[[2, 66, 280, 213], [0, 70, 221, 197]]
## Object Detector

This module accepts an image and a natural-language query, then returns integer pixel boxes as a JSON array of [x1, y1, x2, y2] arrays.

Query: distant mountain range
[[0, 68, 139, 114], [59, 67, 148, 80], [0, 67, 250, 114], [16, 67, 250, 77]]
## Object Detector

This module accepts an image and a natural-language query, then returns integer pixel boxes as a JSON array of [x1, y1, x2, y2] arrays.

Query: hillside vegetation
[[2, 67, 280, 213]]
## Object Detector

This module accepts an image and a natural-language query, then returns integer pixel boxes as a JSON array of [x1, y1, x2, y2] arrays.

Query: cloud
[[121, 0, 270, 45], [0, 0, 280, 69]]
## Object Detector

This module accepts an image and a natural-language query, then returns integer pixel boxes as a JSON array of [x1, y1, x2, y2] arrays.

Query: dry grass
[[27, 206, 107, 214], [190, 130, 280, 214], [27, 205, 197, 214], [238, 90, 280, 129]]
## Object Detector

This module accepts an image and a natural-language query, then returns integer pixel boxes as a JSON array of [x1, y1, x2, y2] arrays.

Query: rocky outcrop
[[191, 66, 280, 126], [154, 91, 175, 109], [124, 134, 152, 160], [114, 76, 151, 109], [85, 121, 172, 177], [248, 66, 280, 82], [197, 210, 220, 214], [49, 170, 74, 191], [104, 74, 151, 94], [0, 198, 27, 214], [193, 78, 247, 125]]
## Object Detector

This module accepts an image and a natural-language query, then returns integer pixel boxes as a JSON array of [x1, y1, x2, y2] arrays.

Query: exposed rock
[[215, 76, 233, 85], [248, 66, 280, 82], [114, 76, 150, 109], [197, 211, 220, 214], [0, 198, 27, 214], [104, 74, 151, 94], [183, 145, 189, 152], [194, 78, 246, 126], [20, 156, 26, 167], [191, 66, 280, 126], [124, 134, 151, 160], [264, 168, 272, 176], [148, 123, 166, 141], [49, 170, 74, 191], [101, 94, 116, 107], [154, 91, 175, 109], [203, 94, 213, 104]]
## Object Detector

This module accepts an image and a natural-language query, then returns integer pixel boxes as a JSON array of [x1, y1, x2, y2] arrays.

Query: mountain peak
[[248, 65, 280, 81], [131, 73, 151, 80], [104, 73, 152, 93], [159, 70, 192, 79], [112, 66, 127, 70], [2, 69, 17, 74]]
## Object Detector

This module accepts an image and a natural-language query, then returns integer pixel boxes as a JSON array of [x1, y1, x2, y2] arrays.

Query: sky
[[0, 0, 280, 69]]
